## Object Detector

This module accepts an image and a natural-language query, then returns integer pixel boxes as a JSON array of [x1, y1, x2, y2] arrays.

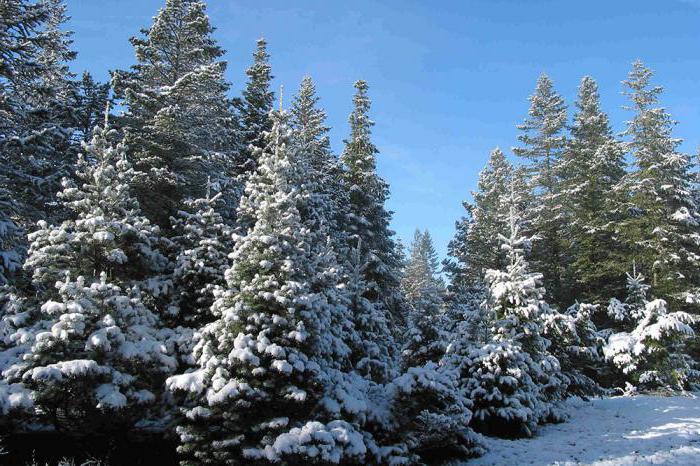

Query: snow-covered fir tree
[[541, 302, 604, 397], [340, 80, 404, 351], [513, 74, 569, 307], [4, 0, 700, 459], [562, 76, 627, 303], [112, 0, 236, 226], [0, 198, 22, 286], [290, 76, 346, 250], [445, 337, 549, 438], [233, 38, 275, 188], [344, 241, 395, 384], [167, 183, 233, 327], [0, 0, 82, 283], [387, 362, 484, 464], [4, 273, 176, 431], [613, 61, 700, 312], [445, 148, 513, 289], [604, 270, 697, 390], [464, 186, 566, 435], [400, 229, 447, 368], [606, 269, 651, 332], [445, 162, 532, 344], [1, 123, 176, 431], [23, 126, 168, 293], [168, 110, 370, 465]]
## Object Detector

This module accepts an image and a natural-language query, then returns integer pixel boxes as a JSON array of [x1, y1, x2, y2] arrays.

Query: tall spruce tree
[[446, 187, 566, 438], [0, 0, 81, 284], [513, 74, 569, 307], [112, 0, 235, 226], [562, 76, 626, 303], [168, 110, 368, 464], [484, 185, 566, 414], [340, 80, 403, 341], [613, 61, 700, 311]]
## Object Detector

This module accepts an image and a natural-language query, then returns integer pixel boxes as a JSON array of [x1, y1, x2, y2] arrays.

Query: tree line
[[0, 0, 698, 465]]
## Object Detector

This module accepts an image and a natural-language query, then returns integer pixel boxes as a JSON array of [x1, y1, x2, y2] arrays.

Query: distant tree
[[72, 72, 111, 143], [232, 37, 275, 201], [400, 229, 447, 368], [290, 76, 346, 251], [445, 148, 513, 289]]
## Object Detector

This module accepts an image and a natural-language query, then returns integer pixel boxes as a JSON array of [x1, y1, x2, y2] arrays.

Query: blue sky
[[65, 0, 700, 260]]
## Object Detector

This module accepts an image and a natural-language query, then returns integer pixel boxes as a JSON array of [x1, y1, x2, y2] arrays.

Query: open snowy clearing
[[463, 395, 700, 466]]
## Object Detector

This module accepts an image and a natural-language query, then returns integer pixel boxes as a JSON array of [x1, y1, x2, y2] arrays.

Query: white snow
[[463, 395, 700, 466]]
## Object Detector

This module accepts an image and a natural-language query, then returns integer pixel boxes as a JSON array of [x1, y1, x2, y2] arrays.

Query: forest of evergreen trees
[[1, 0, 699, 465]]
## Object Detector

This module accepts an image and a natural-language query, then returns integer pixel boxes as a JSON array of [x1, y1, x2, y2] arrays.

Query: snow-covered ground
[[464, 395, 700, 465]]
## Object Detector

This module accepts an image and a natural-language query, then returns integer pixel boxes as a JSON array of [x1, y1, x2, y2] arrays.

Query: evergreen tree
[[606, 269, 651, 331], [72, 71, 111, 143], [485, 199, 551, 357], [5, 273, 176, 431], [23, 126, 168, 294], [168, 110, 368, 464], [234, 38, 275, 181], [0, 0, 81, 283], [290, 76, 345, 249], [340, 80, 403, 343], [112, 0, 236, 226], [604, 271, 696, 390], [445, 148, 513, 289], [613, 61, 700, 311], [290, 77, 332, 175], [481, 186, 566, 423], [562, 76, 627, 303], [541, 302, 604, 397], [400, 229, 447, 368], [344, 241, 395, 384], [446, 338, 549, 438], [0, 198, 22, 286], [167, 185, 233, 327], [513, 74, 569, 306], [1, 122, 176, 431], [388, 362, 484, 463]]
